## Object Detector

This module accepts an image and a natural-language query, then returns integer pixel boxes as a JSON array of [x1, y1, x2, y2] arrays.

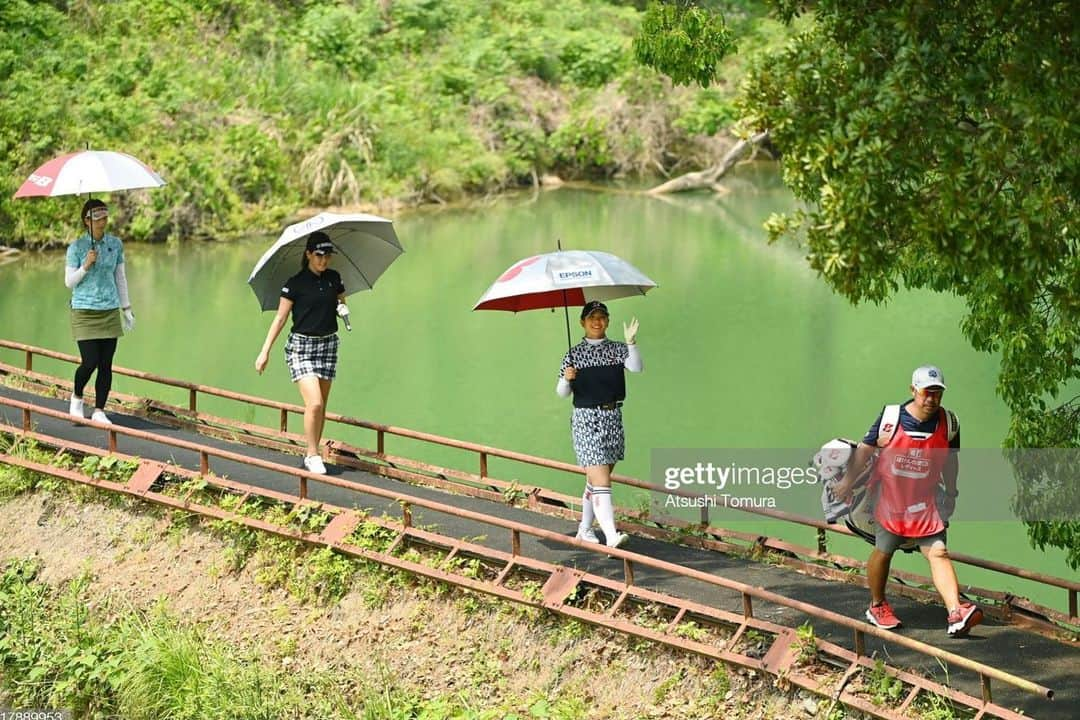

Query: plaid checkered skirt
[[284, 332, 339, 382]]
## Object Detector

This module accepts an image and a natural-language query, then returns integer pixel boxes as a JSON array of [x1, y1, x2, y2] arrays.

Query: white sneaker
[[303, 455, 327, 474], [605, 532, 630, 549], [69, 395, 85, 419], [575, 526, 600, 544], [90, 409, 112, 425]]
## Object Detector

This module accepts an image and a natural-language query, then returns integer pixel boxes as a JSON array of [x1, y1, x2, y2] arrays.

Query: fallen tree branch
[[647, 130, 771, 195]]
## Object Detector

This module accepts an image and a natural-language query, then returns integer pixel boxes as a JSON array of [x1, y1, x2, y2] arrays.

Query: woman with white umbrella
[[254, 232, 350, 475], [474, 249, 656, 548], [557, 301, 642, 548], [65, 199, 135, 424]]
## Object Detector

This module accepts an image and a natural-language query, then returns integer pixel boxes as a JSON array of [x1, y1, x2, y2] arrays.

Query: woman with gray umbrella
[[254, 231, 350, 475]]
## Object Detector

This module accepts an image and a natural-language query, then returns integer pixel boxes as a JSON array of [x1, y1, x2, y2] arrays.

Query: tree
[[632, 1, 734, 88], [638, 1, 1080, 567]]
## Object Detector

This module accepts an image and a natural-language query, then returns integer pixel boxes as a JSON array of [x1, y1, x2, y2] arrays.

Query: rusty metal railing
[[1, 337, 1077, 632], [0, 394, 1057, 719]]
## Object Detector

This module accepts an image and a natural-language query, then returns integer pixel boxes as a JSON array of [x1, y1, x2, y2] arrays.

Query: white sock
[[580, 484, 595, 531], [591, 486, 618, 541]]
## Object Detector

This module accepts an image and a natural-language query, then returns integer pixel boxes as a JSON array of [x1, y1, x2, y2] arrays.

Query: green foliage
[[741, 0, 1080, 565], [1009, 405, 1080, 568], [0, 557, 413, 718], [911, 689, 963, 720], [293, 546, 357, 603], [221, 123, 290, 203], [1, 0, 773, 245], [299, 3, 383, 77], [794, 621, 818, 665], [0, 562, 603, 720], [560, 30, 628, 87], [503, 481, 528, 506], [673, 619, 708, 642], [0, 435, 74, 498], [652, 669, 684, 704], [80, 454, 140, 484], [1, 0, 797, 244], [0, 562, 125, 716], [633, 1, 736, 87], [865, 658, 905, 706], [705, 664, 731, 708], [549, 115, 614, 175], [0, 454, 39, 499], [674, 87, 737, 136], [525, 693, 588, 720]]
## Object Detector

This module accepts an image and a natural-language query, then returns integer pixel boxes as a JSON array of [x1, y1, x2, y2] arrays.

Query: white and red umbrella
[[473, 249, 657, 347], [474, 250, 657, 312], [13, 150, 166, 198]]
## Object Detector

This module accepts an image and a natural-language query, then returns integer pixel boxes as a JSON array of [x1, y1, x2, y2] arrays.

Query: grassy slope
[[0, 486, 817, 719]]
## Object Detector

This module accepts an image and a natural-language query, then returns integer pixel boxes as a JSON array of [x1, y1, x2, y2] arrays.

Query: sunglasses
[[85, 208, 109, 221], [916, 387, 944, 398]]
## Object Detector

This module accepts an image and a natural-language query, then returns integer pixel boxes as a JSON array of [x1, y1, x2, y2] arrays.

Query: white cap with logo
[[912, 365, 947, 390]]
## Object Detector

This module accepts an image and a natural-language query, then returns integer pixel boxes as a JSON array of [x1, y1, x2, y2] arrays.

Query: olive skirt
[[71, 308, 123, 341]]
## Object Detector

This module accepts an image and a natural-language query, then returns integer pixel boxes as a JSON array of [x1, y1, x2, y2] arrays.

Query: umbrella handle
[[562, 289, 573, 365], [556, 239, 573, 366]]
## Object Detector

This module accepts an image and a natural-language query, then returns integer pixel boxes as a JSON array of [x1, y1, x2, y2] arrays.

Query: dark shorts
[[875, 526, 947, 554], [284, 332, 338, 382]]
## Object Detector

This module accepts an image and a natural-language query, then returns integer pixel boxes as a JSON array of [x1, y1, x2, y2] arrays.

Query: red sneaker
[[947, 601, 983, 637], [865, 601, 902, 629]]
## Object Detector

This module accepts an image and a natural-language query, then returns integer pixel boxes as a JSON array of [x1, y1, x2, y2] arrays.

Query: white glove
[[122, 308, 135, 331], [336, 302, 351, 331], [623, 317, 639, 345]]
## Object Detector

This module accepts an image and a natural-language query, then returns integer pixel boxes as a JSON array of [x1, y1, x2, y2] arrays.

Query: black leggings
[[74, 338, 118, 409]]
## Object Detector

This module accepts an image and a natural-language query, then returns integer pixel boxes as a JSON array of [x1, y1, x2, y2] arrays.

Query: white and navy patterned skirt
[[571, 406, 625, 467], [284, 332, 339, 382]]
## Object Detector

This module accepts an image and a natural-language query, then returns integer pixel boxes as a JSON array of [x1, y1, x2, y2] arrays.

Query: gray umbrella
[[247, 212, 403, 311]]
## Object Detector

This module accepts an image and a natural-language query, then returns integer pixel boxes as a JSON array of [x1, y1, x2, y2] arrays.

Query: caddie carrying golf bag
[[813, 404, 958, 553]]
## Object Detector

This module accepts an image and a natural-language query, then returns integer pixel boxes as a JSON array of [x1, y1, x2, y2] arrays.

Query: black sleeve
[[862, 406, 886, 446]]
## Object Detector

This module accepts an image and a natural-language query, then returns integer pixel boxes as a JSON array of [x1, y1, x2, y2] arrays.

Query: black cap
[[580, 301, 609, 319], [305, 231, 335, 255]]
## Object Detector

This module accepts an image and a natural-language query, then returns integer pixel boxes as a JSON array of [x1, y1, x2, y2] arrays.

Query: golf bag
[[813, 437, 889, 548]]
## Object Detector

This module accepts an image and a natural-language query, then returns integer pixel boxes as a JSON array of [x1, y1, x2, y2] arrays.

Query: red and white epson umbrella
[[474, 250, 657, 312], [473, 249, 657, 348], [13, 150, 166, 198]]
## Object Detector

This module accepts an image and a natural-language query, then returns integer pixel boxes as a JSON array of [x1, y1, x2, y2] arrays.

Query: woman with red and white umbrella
[[64, 199, 136, 424], [15, 148, 165, 425], [475, 249, 657, 548], [557, 301, 642, 548]]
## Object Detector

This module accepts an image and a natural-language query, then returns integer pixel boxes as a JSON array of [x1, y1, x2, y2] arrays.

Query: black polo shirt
[[281, 267, 345, 336]]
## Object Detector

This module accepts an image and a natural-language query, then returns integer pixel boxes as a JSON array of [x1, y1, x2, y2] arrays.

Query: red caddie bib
[[872, 408, 949, 537]]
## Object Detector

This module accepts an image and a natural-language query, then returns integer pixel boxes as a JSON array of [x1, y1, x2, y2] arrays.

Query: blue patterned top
[[66, 232, 125, 310]]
